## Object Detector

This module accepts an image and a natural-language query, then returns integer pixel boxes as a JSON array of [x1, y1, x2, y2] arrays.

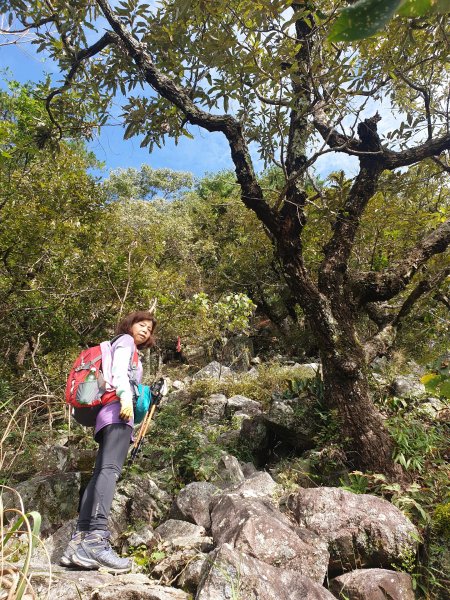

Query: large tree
[[3, 0, 449, 476]]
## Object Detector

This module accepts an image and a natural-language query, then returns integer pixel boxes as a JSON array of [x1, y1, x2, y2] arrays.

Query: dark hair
[[116, 311, 157, 349]]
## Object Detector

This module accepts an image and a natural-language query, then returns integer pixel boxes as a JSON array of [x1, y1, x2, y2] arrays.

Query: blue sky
[[1, 39, 239, 179], [0, 34, 365, 181]]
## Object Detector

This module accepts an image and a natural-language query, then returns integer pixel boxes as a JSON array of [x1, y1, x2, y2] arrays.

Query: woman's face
[[130, 320, 153, 346]]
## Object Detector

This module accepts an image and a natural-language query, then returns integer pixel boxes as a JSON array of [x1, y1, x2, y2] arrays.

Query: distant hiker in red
[[61, 310, 156, 573]]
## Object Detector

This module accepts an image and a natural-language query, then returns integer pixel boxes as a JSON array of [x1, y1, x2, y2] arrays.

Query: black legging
[[77, 424, 131, 531]]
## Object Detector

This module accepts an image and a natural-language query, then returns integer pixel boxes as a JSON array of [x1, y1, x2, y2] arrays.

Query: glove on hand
[[119, 390, 133, 421]]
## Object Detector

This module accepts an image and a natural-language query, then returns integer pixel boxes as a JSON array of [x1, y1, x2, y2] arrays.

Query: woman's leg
[[77, 423, 131, 531]]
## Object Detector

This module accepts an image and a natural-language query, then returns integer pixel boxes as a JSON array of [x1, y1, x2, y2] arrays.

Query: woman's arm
[[111, 335, 135, 420]]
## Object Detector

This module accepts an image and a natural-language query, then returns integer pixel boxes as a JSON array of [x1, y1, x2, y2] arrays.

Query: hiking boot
[[71, 530, 132, 573], [60, 530, 85, 567]]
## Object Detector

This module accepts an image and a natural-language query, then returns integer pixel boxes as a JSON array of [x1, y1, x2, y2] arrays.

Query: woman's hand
[[119, 391, 133, 421]]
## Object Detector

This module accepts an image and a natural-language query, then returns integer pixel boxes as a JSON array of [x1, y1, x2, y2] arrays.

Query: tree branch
[[319, 115, 384, 290], [394, 69, 432, 141], [353, 219, 450, 304], [392, 267, 450, 326], [363, 268, 449, 361], [313, 102, 450, 168], [279, 7, 313, 239], [312, 101, 362, 153], [95, 0, 278, 235], [434, 290, 450, 311], [383, 134, 450, 170], [0, 15, 56, 34], [253, 87, 290, 107], [45, 31, 118, 138], [432, 156, 450, 173]]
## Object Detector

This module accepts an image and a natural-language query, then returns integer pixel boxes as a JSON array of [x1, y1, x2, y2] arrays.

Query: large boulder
[[110, 474, 171, 542], [329, 568, 415, 600], [196, 543, 336, 600], [31, 518, 77, 565], [170, 481, 219, 531], [286, 487, 419, 574], [211, 493, 329, 582], [193, 361, 232, 380], [30, 569, 189, 600], [2, 473, 81, 536]]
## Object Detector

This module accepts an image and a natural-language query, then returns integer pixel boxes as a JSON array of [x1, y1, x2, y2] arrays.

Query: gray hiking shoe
[[60, 530, 85, 567], [71, 530, 132, 573]]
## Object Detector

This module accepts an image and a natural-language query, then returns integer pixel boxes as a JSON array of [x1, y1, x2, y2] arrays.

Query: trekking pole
[[128, 377, 167, 465]]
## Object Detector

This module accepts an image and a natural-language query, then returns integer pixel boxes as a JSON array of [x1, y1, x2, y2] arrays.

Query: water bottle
[[85, 367, 97, 382]]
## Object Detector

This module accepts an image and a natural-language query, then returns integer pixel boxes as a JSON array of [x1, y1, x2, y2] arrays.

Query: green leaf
[[438, 380, 450, 399], [329, 0, 403, 42], [398, 0, 433, 15], [398, 0, 450, 16]]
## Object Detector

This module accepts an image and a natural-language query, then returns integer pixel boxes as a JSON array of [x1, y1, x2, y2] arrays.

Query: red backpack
[[65, 337, 138, 409]]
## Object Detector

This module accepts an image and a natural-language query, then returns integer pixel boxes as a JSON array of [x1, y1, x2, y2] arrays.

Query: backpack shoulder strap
[[110, 334, 139, 370]]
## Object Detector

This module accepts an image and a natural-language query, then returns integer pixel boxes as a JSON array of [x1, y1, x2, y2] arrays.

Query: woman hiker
[[61, 310, 156, 573]]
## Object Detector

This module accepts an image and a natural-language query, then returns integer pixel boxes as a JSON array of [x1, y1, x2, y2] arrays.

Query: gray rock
[[287, 487, 419, 574], [241, 462, 258, 477], [269, 399, 295, 424], [230, 411, 251, 423], [152, 549, 208, 585], [239, 396, 317, 462], [34, 444, 69, 473], [296, 362, 322, 376], [111, 474, 171, 542], [155, 519, 213, 552], [67, 447, 97, 472], [405, 360, 426, 377], [126, 527, 157, 550], [229, 471, 278, 500], [2, 473, 80, 536], [250, 356, 262, 365], [390, 375, 426, 398], [247, 366, 259, 378], [30, 568, 189, 600], [420, 397, 447, 417], [177, 552, 209, 592], [172, 380, 185, 390], [371, 372, 387, 386], [193, 361, 232, 380], [329, 568, 415, 600], [170, 481, 219, 530], [196, 543, 335, 600], [215, 429, 241, 447], [92, 582, 190, 600], [226, 395, 262, 417], [211, 454, 245, 488], [239, 415, 270, 458], [202, 393, 228, 423], [32, 518, 77, 565], [370, 356, 388, 373], [210, 493, 329, 582]]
